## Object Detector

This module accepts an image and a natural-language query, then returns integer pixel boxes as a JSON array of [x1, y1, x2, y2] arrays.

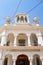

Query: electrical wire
[[26, 0, 43, 14], [0, 0, 43, 22], [12, 0, 22, 18], [0, 0, 22, 21]]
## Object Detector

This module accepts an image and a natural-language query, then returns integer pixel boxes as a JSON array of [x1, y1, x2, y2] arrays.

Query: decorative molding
[[0, 46, 43, 52]]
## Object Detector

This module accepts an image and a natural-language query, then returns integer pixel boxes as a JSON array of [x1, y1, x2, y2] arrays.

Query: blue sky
[[0, 0, 43, 26]]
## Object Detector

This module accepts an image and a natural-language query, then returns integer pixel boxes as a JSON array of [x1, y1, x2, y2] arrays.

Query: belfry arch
[[16, 54, 30, 65], [30, 33, 38, 46], [17, 33, 28, 46]]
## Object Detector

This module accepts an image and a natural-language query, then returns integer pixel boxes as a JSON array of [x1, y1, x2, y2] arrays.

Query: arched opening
[[16, 54, 30, 65], [21, 16, 24, 21], [17, 16, 19, 22], [3, 54, 13, 65], [32, 54, 42, 65], [0, 37, 1, 45], [6, 33, 14, 46], [25, 16, 27, 22], [20, 16, 24, 23], [17, 33, 28, 46], [30, 33, 38, 46], [3, 58, 8, 65]]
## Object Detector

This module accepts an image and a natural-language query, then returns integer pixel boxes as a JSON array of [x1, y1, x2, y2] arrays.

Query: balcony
[[0, 46, 43, 52]]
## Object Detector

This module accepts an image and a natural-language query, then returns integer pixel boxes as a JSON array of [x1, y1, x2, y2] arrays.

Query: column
[[30, 60, 32, 65], [1, 35, 7, 46], [0, 60, 3, 65], [13, 60, 16, 65], [37, 34, 43, 46], [27, 15, 30, 24], [30, 59, 32, 65], [14, 35, 17, 46], [24, 16, 25, 23], [42, 60, 43, 65], [28, 35, 31, 46]]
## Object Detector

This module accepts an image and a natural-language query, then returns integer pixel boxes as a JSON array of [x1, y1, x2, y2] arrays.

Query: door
[[16, 54, 30, 65]]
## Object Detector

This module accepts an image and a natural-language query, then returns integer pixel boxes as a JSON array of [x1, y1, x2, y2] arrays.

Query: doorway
[[16, 54, 30, 65]]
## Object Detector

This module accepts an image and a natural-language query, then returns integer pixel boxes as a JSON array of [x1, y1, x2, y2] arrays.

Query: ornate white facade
[[0, 14, 43, 65]]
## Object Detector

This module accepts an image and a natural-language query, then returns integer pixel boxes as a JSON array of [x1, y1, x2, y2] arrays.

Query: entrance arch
[[16, 54, 30, 65]]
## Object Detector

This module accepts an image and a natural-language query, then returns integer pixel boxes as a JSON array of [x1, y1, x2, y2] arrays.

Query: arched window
[[32, 54, 42, 65], [16, 54, 30, 65], [6, 33, 14, 46], [30, 33, 38, 46], [17, 33, 28, 46]]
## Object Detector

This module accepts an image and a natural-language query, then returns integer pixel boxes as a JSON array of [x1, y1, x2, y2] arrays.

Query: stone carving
[[33, 17, 39, 25], [5, 17, 10, 24]]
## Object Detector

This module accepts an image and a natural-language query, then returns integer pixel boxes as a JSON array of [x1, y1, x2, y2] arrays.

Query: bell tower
[[15, 14, 30, 24]]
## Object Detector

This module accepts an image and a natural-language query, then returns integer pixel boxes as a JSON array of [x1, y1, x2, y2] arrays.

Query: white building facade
[[0, 14, 43, 65]]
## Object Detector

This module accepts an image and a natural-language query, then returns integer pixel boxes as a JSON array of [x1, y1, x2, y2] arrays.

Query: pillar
[[13, 60, 16, 65], [26, 15, 30, 24], [30, 59, 32, 65], [14, 35, 17, 46], [0, 60, 3, 65], [40, 60, 43, 65], [1, 35, 7, 46], [37, 34, 43, 46], [28, 35, 31, 46]]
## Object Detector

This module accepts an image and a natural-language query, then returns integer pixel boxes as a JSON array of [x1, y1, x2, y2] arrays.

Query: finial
[[33, 17, 39, 26], [5, 17, 10, 24]]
